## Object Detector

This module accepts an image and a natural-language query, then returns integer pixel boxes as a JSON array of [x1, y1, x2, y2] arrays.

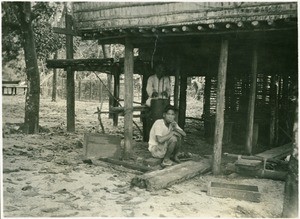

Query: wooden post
[[78, 79, 81, 100], [141, 64, 150, 141], [66, 14, 75, 132], [213, 38, 229, 175], [124, 38, 134, 159], [178, 75, 187, 129], [245, 44, 258, 155], [51, 52, 58, 102], [174, 55, 180, 110], [269, 75, 276, 146], [204, 74, 212, 139], [89, 81, 92, 100], [102, 44, 114, 119], [113, 66, 120, 126]]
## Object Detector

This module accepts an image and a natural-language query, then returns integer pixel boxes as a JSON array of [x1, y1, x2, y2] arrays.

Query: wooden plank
[[66, 14, 75, 132], [212, 38, 228, 175], [255, 142, 293, 160], [235, 159, 262, 170], [245, 43, 258, 154], [207, 181, 261, 202], [131, 159, 211, 191], [124, 38, 134, 158], [236, 168, 287, 181], [83, 133, 121, 159]]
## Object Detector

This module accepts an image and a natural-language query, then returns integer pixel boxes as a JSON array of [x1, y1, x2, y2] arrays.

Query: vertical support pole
[[245, 44, 258, 155], [141, 64, 150, 141], [178, 75, 187, 129], [204, 74, 212, 139], [89, 81, 92, 100], [113, 66, 120, 126], [213, 38, 229, 175], [78, 79, 81, 100], [124, 38, 134, 159], [269, 75, 276, 146], [51, 52, 58, 102], [102, 44, 113, 119], [66, 14, 75, 132], [174, 55, 180, 110]]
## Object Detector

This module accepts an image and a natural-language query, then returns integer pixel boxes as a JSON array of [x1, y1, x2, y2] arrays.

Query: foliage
[[2, 2, 65, 65]]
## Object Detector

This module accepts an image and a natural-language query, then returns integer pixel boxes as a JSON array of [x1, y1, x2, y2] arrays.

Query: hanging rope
[[93, 72, 143, 136]]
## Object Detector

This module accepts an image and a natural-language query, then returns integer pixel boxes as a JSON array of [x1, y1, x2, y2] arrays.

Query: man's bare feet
[[162, 158, 173, 166]]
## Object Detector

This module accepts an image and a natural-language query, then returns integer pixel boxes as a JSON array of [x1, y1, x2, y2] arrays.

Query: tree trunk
[[19, 2, 40, 134]]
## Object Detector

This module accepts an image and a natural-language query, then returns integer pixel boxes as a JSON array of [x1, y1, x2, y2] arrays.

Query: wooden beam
[[161, 28, 170, 33], [178, 74, 187, 129], [124, 38, 134, 159], [172, 27, 180, 32], [182, 26, 191, 32], [66, 14, 75, 132], [212, 38, 229, 175], [98, 157, 154, 173], [46, 58, 114, 69], [131, 159, 211, 191], [53, 27, 76, 36], [245, 43, 258, 155]]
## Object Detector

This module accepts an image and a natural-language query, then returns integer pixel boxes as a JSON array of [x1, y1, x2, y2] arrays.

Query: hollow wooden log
[[131, 159, 211, 191]]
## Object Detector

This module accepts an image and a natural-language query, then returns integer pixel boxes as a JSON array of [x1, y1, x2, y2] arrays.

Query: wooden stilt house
[[47, 2, 298, 172]]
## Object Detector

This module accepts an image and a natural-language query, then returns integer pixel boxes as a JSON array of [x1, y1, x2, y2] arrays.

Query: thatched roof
[[72, 2, 297, 31]]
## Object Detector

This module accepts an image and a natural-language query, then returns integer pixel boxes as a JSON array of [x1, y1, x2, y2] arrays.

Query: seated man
[[146, 62, 171, 106], [148, 105, 186, 166]]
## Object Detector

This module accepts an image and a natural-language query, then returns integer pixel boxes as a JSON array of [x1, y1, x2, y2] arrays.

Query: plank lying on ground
[[207, 181, 261, 202], [131, 159, 211, 191], [255, 142, 293, 160], [98, 157, 155, 173], [236, 168, 287, 181]]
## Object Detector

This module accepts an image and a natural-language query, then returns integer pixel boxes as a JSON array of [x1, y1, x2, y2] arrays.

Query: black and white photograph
[[1, 1, 298, 217]]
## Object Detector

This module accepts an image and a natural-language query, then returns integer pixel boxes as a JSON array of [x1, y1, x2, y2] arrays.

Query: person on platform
[[146, 62, 171, 106], [148, 105, 186, 166]]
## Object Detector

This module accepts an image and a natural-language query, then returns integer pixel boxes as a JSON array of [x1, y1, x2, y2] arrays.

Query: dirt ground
[[2, 95, 285, 217]]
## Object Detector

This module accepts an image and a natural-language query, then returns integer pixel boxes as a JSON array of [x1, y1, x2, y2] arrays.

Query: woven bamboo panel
[[72, 2, 297, 30]]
